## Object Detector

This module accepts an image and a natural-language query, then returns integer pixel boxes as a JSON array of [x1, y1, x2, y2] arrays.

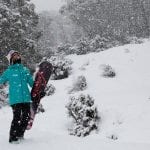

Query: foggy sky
[[31, 0, 64, 12]]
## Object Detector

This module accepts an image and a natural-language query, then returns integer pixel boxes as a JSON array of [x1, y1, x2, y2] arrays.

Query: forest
[[0, 0, 150, 72]]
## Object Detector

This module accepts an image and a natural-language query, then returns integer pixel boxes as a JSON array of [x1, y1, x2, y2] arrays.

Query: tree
[[37, 11, 84, 57], [61, 0, 150, 41], [36, 11, 55, 57], [0, 0, 41, 72], [131, 0, 150, 37]]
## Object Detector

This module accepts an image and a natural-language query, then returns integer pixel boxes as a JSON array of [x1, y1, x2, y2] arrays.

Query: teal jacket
[[0, 64, 34, 105]]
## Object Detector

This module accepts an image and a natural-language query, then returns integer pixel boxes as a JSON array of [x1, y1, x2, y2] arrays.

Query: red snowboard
[[26, 61, 52, 130]]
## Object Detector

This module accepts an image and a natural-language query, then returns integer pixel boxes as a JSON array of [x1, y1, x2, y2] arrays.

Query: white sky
[[31, 0, 64, 12]]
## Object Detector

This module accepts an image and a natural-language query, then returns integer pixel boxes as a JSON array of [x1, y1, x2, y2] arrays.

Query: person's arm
[[0, 70, 9, 85]]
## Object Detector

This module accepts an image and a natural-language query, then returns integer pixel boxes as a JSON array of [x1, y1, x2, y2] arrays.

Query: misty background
[[31, 0, 64, 11]]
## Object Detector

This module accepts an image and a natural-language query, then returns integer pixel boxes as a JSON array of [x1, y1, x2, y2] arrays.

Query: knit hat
[[6, 50, 19, 64]]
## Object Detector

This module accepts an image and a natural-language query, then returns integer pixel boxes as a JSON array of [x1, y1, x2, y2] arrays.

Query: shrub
[[69, 76, 87, 94], [66, 94, 100, 137], [0, 85, 8, 108], [36, 103, 45, 113], [57, 43, 76, 55], [101, 64, 116, 78], [75, 37, 91, 55], [127, 36, 143, 44], [45, 83, 56, 96], [55, 35, 113, 55], [47, 56, 73, 80], [90, 35, 110, 52]]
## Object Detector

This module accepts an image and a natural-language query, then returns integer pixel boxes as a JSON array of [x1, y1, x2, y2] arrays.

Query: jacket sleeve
[[0, 70, 9, 84], [26, 68, 34, 88]]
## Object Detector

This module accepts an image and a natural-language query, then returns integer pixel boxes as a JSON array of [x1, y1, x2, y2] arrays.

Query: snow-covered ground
[[1, 40, 150, 149]]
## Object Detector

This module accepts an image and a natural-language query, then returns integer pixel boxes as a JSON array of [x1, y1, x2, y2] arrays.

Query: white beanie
[[6, 50, 19, 64]]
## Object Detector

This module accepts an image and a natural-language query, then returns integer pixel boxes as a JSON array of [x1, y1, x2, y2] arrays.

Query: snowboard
[[26, 61, 52, 130]]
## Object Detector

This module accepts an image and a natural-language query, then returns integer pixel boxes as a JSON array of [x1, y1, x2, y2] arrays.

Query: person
[[0, 50, 34, 143]]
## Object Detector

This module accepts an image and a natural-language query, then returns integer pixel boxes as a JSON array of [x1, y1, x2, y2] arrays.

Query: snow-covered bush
[[46, 56, 73, 80], [90, 35, 110, 52], [36, 103, 45, 113], [69, 76, 87, 94], [57, 43, 76, 55], [66, 94, 100, 137], [0, 86, 8, 108], [107, 134, 118, 140], [127, 36, 143, 44], [75, 37, 91, 55], [55, 35, 115, 56], [101, 64, 116, 78], [45, 83, 56, 96]]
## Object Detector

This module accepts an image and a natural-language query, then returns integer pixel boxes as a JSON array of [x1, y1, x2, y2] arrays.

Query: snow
[[1, 40, 150, 149]]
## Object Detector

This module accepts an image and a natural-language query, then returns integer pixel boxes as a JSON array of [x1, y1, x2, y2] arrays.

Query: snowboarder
[[0, 50, 34, 143]]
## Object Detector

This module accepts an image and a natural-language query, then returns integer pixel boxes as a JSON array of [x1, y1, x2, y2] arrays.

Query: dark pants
[[9, 103, 30, 141]]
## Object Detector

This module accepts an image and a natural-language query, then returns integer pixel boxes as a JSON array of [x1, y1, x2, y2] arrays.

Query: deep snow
[[1, 40, 150, 150]]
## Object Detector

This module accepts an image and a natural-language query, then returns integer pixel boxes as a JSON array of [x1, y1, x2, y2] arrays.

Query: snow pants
[[9, 103, 30, 141]]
